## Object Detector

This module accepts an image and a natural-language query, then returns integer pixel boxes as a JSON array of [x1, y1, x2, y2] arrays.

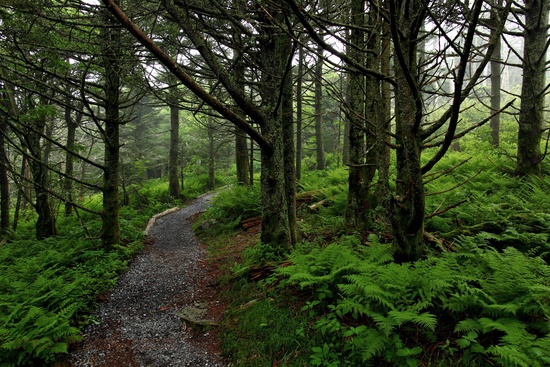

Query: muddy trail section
[[66, 194, 226, 367]]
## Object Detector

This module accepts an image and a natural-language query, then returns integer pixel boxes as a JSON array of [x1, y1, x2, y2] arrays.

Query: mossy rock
[[176, 303, 219, 330]]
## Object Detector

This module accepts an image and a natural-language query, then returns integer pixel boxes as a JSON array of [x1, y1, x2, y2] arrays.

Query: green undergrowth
[[424, 152, 550, 258], [194, 184, 261, 235], [199, 150, 550, 367], [0, 179, 194, 366], [277, 235, 550, 367]]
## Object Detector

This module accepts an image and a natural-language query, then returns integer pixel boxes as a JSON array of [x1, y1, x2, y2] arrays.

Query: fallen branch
[[308, 195, 336, 211], [426, 199, 467, 219]]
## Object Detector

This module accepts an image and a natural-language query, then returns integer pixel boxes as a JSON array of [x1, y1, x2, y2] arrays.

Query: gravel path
[[67, 193, 225, 366]]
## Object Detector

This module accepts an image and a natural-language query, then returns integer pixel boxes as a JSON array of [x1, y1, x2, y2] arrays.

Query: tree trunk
[[232, 27, 250, 186], [100, 6, 121, 249], [258, 3, 294, 248], [235, 127, 249, 186], [25, 97, 57, 240], [314, 44, 326, 170], [28, 127, 57, 239], [296, 45, 304, 180], [515, 0, 548, 176], [208, 122, 216, 191], [380, 16, 392, 172], [490, 0, 502, 148], [389, 0, 425, 262], [345, 0, 370, 229], [64, 101, 78, 216], [168, 100, 180, 197], [249, 136, 254, 186], [0, 118, 9, 234], [281, 33, 297, 245]]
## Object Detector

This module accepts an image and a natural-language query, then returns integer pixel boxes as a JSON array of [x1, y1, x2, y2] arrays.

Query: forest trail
[[66, 193, 225, 367]]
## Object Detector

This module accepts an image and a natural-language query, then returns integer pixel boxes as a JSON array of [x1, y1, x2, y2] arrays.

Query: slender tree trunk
[[515, 0, 548, 176], [249, 137, 254, 186], [168, 100, 180, 197], [25, 95, 57, 240], [296, 45, 304, 180], [282, 34, 297, 245], [345, 0, 370, 229], [490, 0, 502, 148], [233, 25, 250, 186], [64, 101, 77, 216], [0, 118, 9, 234], [208, 122, 216, 191], [28, 126, 57, 239], [380, 16, 392, 171], [100, 6, 121, 249], [235, 128, 249, 186], [314, 44, 326, 170]]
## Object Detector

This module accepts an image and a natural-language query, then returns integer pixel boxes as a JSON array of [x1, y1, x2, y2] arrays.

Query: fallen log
[[308, 195, 336, 211], [240, 216, 262, 230]]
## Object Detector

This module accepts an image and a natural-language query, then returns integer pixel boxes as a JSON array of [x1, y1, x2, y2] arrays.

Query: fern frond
[[356, 329, 389, 361], [390, 310, 438, 332], [454, 318, 482, 333], [486, 345, 532, 367]]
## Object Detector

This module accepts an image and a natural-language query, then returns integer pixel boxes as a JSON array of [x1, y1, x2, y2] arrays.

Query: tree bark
[[28, 120, 57, 240], [235, 128, 249, 186], [345, 0, 370, 229], [515, 0, 548, 176], [100, 5, 121, 249], [281, 32, 297, 246], [314, 44, 326, 170], [208, 121, 216, 191], [388, 0, 425, 262], [0, 118, 9, 234], [490, 0, 502, 148], [258, 2, 294, 248], [63, 100, 79, 216], [168, 98, 180, 197], [232, 10, 250, 187], [296, 44, 304, 180]]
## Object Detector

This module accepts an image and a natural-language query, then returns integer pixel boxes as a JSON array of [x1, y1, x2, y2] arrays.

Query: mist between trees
[[0, 0, 548, 258]]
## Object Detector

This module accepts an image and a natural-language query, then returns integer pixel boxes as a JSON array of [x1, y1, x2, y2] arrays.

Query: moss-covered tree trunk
[[258, 2, 295, 248], [389, 0, 425, 262], [345, 0, 370, 229], [515, 0, 548, 176], [100, 5, 121, 249]]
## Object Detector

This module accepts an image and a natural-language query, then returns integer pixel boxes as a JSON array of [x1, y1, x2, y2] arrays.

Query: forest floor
[[63, 194, 229, 367]]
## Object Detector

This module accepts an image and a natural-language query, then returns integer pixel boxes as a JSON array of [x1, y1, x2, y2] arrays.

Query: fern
[[485, 345, 532, 367], [277, 234, 550, 366]]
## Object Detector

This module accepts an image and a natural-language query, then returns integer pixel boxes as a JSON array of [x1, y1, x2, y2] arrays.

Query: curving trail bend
[[67, 193, 225, 367]]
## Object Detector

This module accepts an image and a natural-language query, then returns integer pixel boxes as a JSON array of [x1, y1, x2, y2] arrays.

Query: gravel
[[67, 193, 225, 367]]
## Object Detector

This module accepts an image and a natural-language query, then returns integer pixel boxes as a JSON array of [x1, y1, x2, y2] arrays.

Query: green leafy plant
[[277, 235, 550, 366]]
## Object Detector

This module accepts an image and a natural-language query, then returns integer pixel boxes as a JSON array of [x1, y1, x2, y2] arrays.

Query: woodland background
[[0, 0, 549, 366]]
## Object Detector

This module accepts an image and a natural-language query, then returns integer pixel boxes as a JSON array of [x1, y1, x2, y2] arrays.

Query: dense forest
[[0, 0, 549, 366]]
